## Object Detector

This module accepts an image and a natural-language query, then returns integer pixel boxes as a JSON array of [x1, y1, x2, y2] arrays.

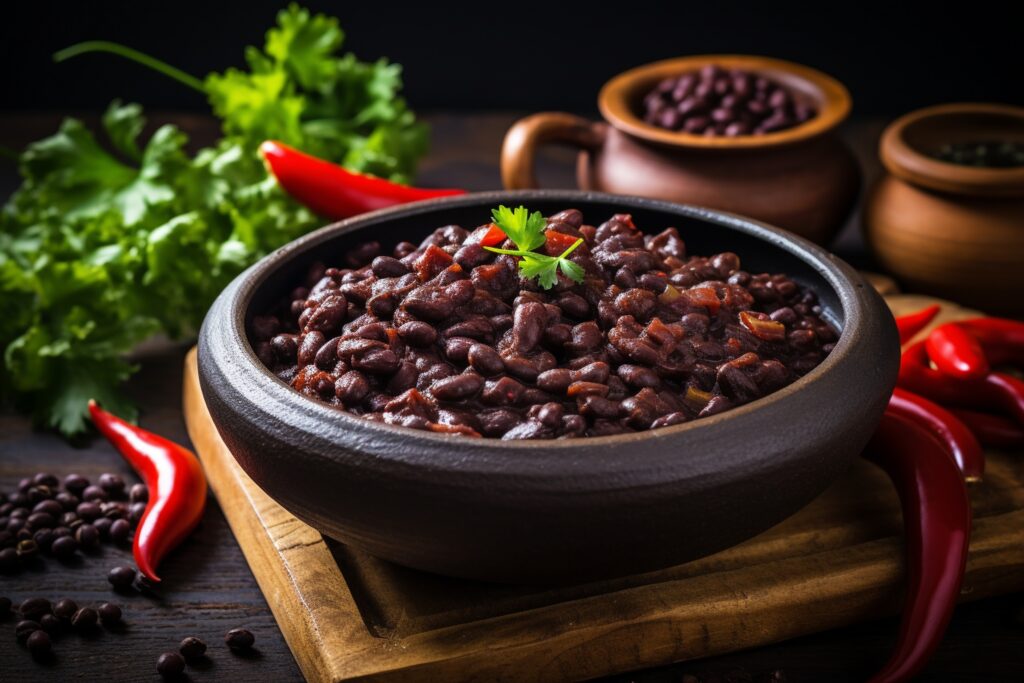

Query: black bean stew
[[250, 210, 838, 439]]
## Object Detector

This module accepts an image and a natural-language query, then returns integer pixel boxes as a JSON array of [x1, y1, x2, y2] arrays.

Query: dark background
[[2, 1, 1021, 118]]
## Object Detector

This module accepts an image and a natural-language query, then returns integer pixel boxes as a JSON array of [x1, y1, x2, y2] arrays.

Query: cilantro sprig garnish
[[484, 205, 585, 289]]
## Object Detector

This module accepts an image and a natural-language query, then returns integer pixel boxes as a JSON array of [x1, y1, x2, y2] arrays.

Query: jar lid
[[880, 103, 1024, 197]]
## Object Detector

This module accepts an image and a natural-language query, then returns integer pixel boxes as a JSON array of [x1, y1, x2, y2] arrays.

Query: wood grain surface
[[180, 294, 1024, 683], [3, 114, 1024, 683]]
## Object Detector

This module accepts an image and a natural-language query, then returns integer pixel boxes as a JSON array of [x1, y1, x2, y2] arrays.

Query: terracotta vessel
[[501, 55, 860, 245], [198, 190, 899, 584], [864, 103, 1024, 316]]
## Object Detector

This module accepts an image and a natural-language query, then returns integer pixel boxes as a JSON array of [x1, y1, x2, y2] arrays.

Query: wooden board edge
[[184, 349, 350, 683]]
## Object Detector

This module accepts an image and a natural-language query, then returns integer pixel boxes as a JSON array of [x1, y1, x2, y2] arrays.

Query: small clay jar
[[501, 55, 861, 245], [864, 103, 1024, 315]]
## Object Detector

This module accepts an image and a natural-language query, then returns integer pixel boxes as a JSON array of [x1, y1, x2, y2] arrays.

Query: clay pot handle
[[501, 112, 606, 189]]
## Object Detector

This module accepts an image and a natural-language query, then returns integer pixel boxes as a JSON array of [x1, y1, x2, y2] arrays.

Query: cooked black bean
[[467, 343, 504, 376], [372, 255, 410, 278], [255, 208, 834, 438], [430, 373, 484, 401], [335, 372, 370, 405]]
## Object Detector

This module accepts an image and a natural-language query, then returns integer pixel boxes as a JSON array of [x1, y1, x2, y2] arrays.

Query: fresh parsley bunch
[[485, 205, 585, 289], [0, 4, 428, 437]]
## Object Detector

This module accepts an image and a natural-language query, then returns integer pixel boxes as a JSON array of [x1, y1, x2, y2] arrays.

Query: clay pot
[[501, 55, 860, 245], [864, 103, 1024, 316]]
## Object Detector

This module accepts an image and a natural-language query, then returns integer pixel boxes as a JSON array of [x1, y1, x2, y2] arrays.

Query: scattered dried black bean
[[75, 523, 100, 551], [109, 519, 131, 544], [19, 597, 52, 620], [39, 613, 62, 635], [98, 602, 122, 626], [129, 483, 149, 504], [0, 547, 18, 572], [98, 473, 126, 497], [63, 474, 89, 496], [27, 629, 52, 660], [81, 485, 109, 503], [108, 564, 137, 589], [179, 635, 208, 660], [53, 598, 78, 620], [50, 535, 79, 561], [15, 619, 41, 642], [225, 627, 256, 650], [16, 539, 39, 560], [157, 651, 186, 678], [70, 606, 98, 630]]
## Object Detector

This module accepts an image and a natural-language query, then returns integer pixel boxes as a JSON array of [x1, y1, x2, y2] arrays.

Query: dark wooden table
[[2, 112, 1023, 682]]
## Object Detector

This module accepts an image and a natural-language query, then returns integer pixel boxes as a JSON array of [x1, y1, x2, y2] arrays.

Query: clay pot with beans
[[502, 55, 860, 245]]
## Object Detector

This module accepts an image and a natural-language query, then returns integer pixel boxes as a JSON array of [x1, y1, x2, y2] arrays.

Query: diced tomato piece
[[684, 286, 721, 314], [544, 229, 582, 255], [415, 244, 454, 280], [467, 223, 507, 248]]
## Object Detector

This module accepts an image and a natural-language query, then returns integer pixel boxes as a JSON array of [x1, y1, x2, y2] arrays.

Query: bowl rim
[[598, 54, 851, 150], [202, 190, 881, 474], [879, 102, 1024, 197]]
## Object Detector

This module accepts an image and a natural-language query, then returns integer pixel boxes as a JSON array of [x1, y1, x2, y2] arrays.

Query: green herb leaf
[[1, 4, 427, 437], [490, 205, 546, 252], [485, 205, 585, 290]]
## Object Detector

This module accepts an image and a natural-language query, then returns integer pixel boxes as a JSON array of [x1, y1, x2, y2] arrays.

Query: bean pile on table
[[251, 209, 838, 439]]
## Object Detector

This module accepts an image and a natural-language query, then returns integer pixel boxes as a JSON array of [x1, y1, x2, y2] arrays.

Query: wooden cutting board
[[181, 295, 1024, 683]]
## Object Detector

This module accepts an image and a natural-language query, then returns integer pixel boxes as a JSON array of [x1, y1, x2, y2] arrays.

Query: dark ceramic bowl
[[198, 190, 899, 584]]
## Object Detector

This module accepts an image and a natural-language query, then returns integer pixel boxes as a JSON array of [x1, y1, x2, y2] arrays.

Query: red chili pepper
[[957, 317, 1024, 368], [887, 388, 985, 482], [895, 304, 941, 345], [864, 411, 972, 683], [259, 140, 465, 220], [88, 401, 207, 583], [925, 322, 990, 381], [950, 408, 1024, 449], [898, 341, 1024, 426]]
